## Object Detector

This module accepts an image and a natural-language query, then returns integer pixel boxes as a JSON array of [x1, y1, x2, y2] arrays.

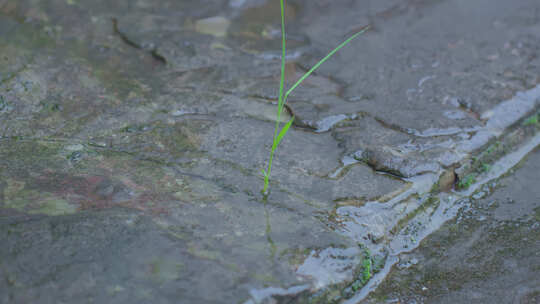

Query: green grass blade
[[270, 0, 287, 155], [285, 25, 370, 99], [275, 116, 294, 147], [263, 1, 369, 196], [263, 0, 288, 196], [276, 0, 286, 117]]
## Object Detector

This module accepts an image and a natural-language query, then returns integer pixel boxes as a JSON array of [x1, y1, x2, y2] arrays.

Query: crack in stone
[[111, 17, 166, 65]]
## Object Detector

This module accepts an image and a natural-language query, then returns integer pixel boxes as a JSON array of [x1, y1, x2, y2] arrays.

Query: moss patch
[[4, 179, 76, 215]]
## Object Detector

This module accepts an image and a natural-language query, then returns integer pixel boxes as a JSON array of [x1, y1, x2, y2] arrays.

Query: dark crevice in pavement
[[371, 116, 417, 137], [112, 17, 166, 65]]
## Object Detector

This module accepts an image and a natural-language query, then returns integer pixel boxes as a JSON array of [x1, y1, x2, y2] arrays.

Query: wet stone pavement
[[0, 0, 539, 303], [363, 147, 540, 304]]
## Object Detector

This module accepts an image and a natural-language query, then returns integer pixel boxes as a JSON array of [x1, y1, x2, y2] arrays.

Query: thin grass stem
[[284, 26, 370, 101], [262, 1, 369, 196], [262, 0, 287, 195]]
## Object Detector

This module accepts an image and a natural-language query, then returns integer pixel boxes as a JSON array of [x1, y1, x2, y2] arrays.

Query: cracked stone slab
[[200, 117, 406, 205], [0, 139, 354, 303], [1, 0, 539, 303], [296, 0, 540, 133]]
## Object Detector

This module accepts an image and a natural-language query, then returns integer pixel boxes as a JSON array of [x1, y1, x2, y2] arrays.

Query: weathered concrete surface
[[362, 147, 540, 304], [0, 0, 539, 303]]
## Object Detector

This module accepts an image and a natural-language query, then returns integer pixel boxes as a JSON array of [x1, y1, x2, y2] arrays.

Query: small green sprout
[[351, 280, 362, 292], [261, 0, 369, 195], [457, 173, 476, 190], [361, 248, 372, 283], [523, 114, 539, 126]]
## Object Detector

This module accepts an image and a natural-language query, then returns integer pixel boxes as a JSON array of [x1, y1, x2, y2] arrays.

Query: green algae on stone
[[113, 120, 210, 158], [288, 248, 386, 304], [390, 196, 441, 236], [172, 175, 224, 204], [3, 179, 76, 215], [0, 141, 67, 176], [534, 207, 540, 222], [3, 179, 27, 209], [456, 173, 476, 190], [523, 113, 539, 126], [147, 258, 184, 283], [28, 197, 76, 215]]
